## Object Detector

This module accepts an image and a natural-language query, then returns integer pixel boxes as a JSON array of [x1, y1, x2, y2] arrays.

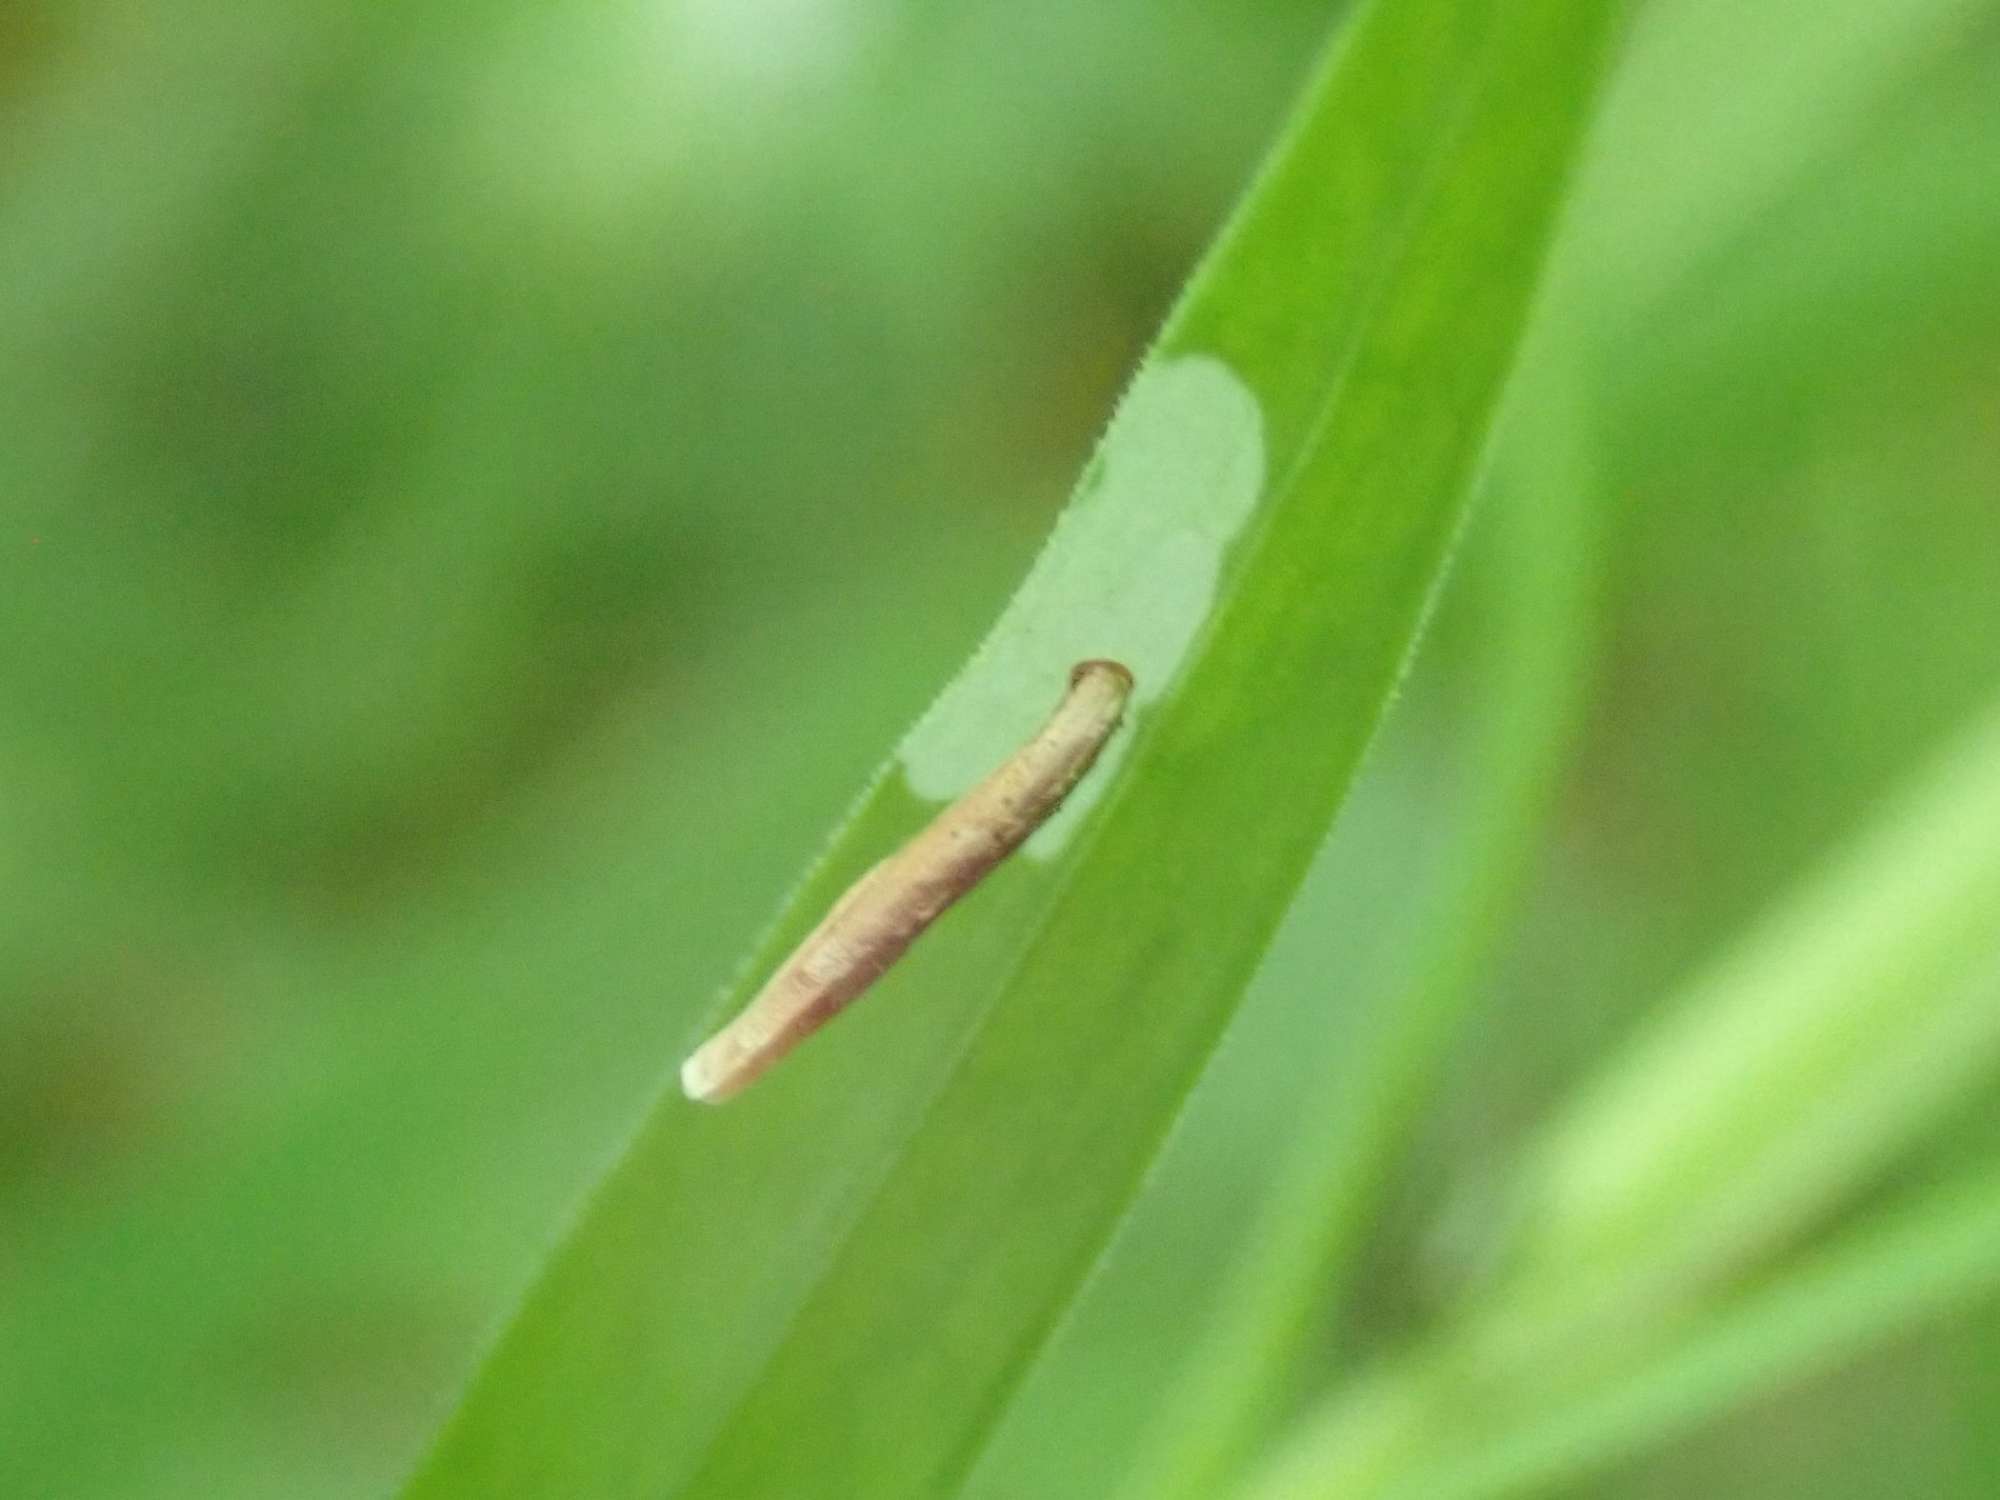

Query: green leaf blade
[[400, 3, 1623, 1497]]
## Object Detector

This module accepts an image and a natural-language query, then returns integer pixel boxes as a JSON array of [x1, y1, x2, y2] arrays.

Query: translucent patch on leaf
[[900, 353, 1266, 855]]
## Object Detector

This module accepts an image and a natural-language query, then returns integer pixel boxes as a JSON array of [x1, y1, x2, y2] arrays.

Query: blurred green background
[[3, 2, 1997, 1497]]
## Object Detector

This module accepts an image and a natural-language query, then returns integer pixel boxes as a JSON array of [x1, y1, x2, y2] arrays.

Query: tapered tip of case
[[680, 1050, 729, 1105]]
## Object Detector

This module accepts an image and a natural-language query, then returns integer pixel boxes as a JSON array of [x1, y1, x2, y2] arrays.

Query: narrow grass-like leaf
[[1227, 689, 2000, 1499], [399, 3, 1620, 1497], [1488, 691, 2000, 1355], [1242, 1152, 2000, 1500]]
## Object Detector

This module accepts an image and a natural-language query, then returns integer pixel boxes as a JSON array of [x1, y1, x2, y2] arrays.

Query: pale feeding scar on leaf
[[680, 659, 1135, 1104]]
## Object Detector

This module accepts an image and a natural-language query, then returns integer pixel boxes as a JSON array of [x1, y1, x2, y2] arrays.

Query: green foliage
[[399, 4, 1618, 1496], [1237, 695, 2000, 1497], [3, 2, 1997, 1499]]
